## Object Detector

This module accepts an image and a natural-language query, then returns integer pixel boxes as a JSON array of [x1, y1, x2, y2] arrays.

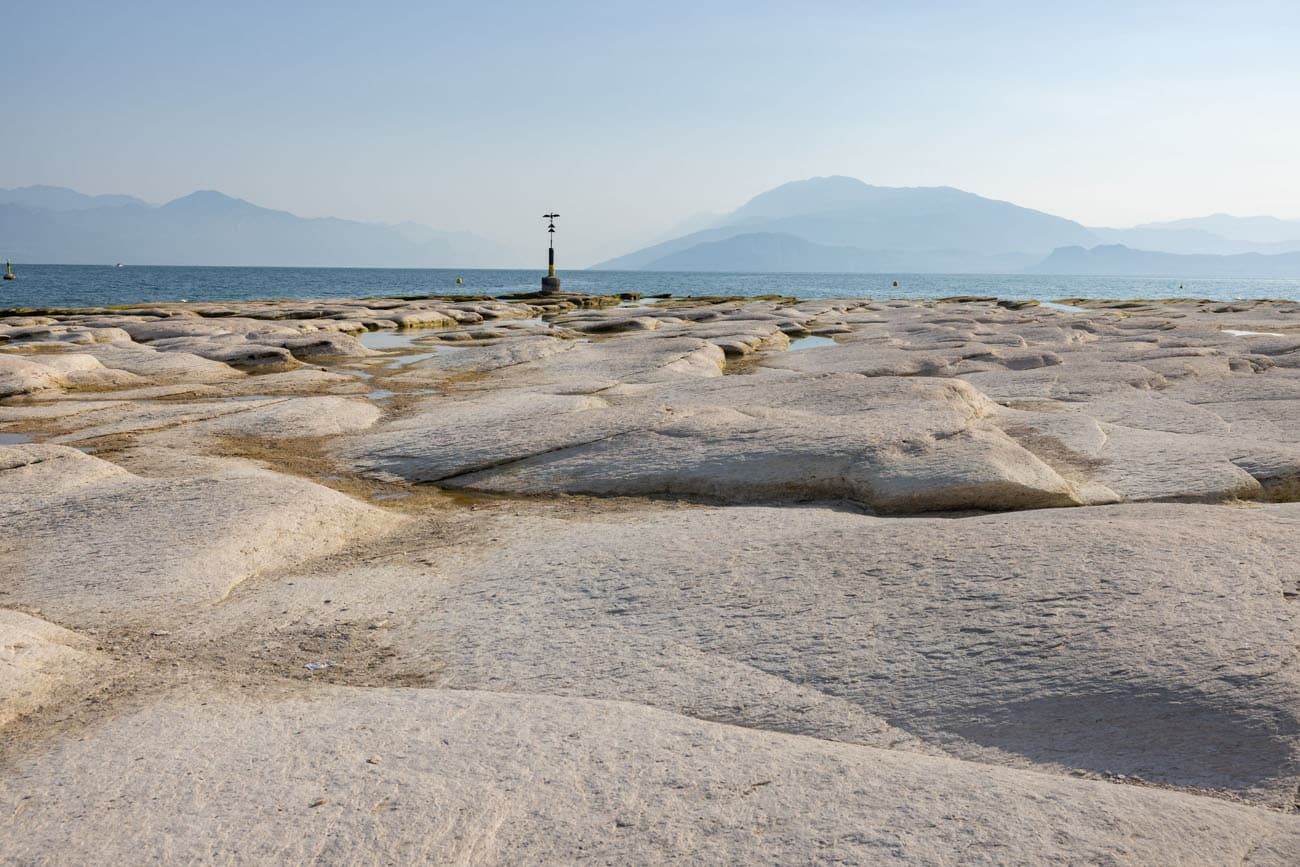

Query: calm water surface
[[3, 264, 1299, 309]]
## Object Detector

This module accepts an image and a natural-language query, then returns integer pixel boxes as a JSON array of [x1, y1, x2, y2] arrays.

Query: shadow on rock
[[944, 683, 1298, 795]]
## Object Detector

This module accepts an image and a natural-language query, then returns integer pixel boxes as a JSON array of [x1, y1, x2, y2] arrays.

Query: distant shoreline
[[4, 264, 1300, 310], [6, 294, 1300, 320]]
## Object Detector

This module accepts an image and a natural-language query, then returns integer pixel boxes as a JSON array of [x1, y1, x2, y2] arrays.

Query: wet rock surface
[[2, 293, 1299, 863]]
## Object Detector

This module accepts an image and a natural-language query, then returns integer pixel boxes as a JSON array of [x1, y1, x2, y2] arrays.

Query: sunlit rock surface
[[3, 294, 1299, 862]]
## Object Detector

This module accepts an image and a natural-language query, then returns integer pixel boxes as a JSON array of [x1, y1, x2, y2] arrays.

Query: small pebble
[[366, 756, 382, 765], [309, 798, 327, 808]]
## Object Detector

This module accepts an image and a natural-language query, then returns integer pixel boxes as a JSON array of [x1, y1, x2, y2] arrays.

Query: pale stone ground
[[2, 293, 1300, 863]]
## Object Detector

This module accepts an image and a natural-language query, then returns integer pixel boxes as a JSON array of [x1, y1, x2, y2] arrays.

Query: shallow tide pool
[[788, 335, 838, 351]]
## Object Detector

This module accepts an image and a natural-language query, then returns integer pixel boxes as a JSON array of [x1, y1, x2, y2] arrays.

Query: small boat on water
[[3, 261, 14, 281]]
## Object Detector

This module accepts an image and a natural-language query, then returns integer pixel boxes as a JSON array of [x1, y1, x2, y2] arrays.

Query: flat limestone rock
[[2, 687, 1297, 865], [22, 295, 1300, 509], [258, 331, 372, 360], [0, 323, 133, 346], [216, 367, 365, 396], [767, 340, 965, 377], [0, 353, 141, 397], [0, 443, 130, 500], [32, 400, 283, 445], [364, 374, 1079, 512], [0, 354, 63, 397], [6, 296, 1300, 862], [0, 609, 98, 728], [862, 426, 1079, 511], [80, 343, 247, 383], [165, 396, 382, 442], [339, 390, 633, 483], [1001, 407, 1300, 503], [146, 337, 300, 370], [443, 411, 1077, 512], [405, 334, 727, 392], [2, 396, 379, 448], [0, 445, 402, 625], [222, 502, 1300, 806]]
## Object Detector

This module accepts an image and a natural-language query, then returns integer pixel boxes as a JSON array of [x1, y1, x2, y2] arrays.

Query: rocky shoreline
[[3, 293, 1300, 862]]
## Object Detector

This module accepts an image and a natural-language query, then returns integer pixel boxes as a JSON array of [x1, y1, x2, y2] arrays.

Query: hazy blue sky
[[5, 1, 1300, 264]]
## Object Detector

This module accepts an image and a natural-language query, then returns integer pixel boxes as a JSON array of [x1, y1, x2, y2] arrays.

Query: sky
[[5, 0, 1300, 266]]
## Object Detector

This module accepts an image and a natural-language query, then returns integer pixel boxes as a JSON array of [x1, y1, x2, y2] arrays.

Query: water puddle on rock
[[358, 328, 470, 368], [385, 346, 466, 369], [1223, 329, 1286, 337], [360, 330, 428, 350], [368, 389, 398, 400], [1040, 301, 1087, 314], [788, 335, 837, 351], [0, 432, 33, 445]]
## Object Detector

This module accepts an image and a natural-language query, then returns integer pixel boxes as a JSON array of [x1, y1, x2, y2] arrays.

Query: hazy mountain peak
[[0, 185, 149, 211], [0, 184, 517, 267], [731, 175, 879, 221], [1135, 213, 1300, 244], [596, 175, 1096, 272], [175, 189, 234, 201], [1029, 243, 1300, 277], [161, 190, 258, 211]]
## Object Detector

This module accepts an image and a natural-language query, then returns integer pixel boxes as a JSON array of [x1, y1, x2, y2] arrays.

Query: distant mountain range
[[596, 177, 1094, 273], [0, 186, 514, 267], [1029, 244, 1300, 278], [7, 178, 1300, 277], [1135, 213, 1300, 245], [640, 231, 1032, 273], [595, 176, 1300, 277]]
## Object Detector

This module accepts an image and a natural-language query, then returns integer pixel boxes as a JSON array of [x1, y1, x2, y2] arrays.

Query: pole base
[[540, 276, 562, 295]]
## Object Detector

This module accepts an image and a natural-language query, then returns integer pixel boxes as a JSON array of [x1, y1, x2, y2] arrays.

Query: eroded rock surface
[[4, 688, 1298, 865], [324, 296, 1300, 512], [0, 444, 401, 625], [3, 294, 1299, 862], [0, 610, 100, 728]]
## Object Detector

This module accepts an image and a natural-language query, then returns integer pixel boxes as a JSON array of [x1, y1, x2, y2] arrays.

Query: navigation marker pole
[[541, 212, 562, 295]]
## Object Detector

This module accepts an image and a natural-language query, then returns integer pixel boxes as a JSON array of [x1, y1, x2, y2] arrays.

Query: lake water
[[3, 264, 1300, 309]]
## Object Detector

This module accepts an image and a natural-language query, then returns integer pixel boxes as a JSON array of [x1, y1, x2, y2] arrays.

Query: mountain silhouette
[[641, 231, 1034, 273], [1134, 213, 1300, 245], [0, 185, 149, 212], [596, 176, 1300, 274], [1028, 244, 1300, 278], [0, 187, 513, 267], [595, 176, 1095, 272]]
